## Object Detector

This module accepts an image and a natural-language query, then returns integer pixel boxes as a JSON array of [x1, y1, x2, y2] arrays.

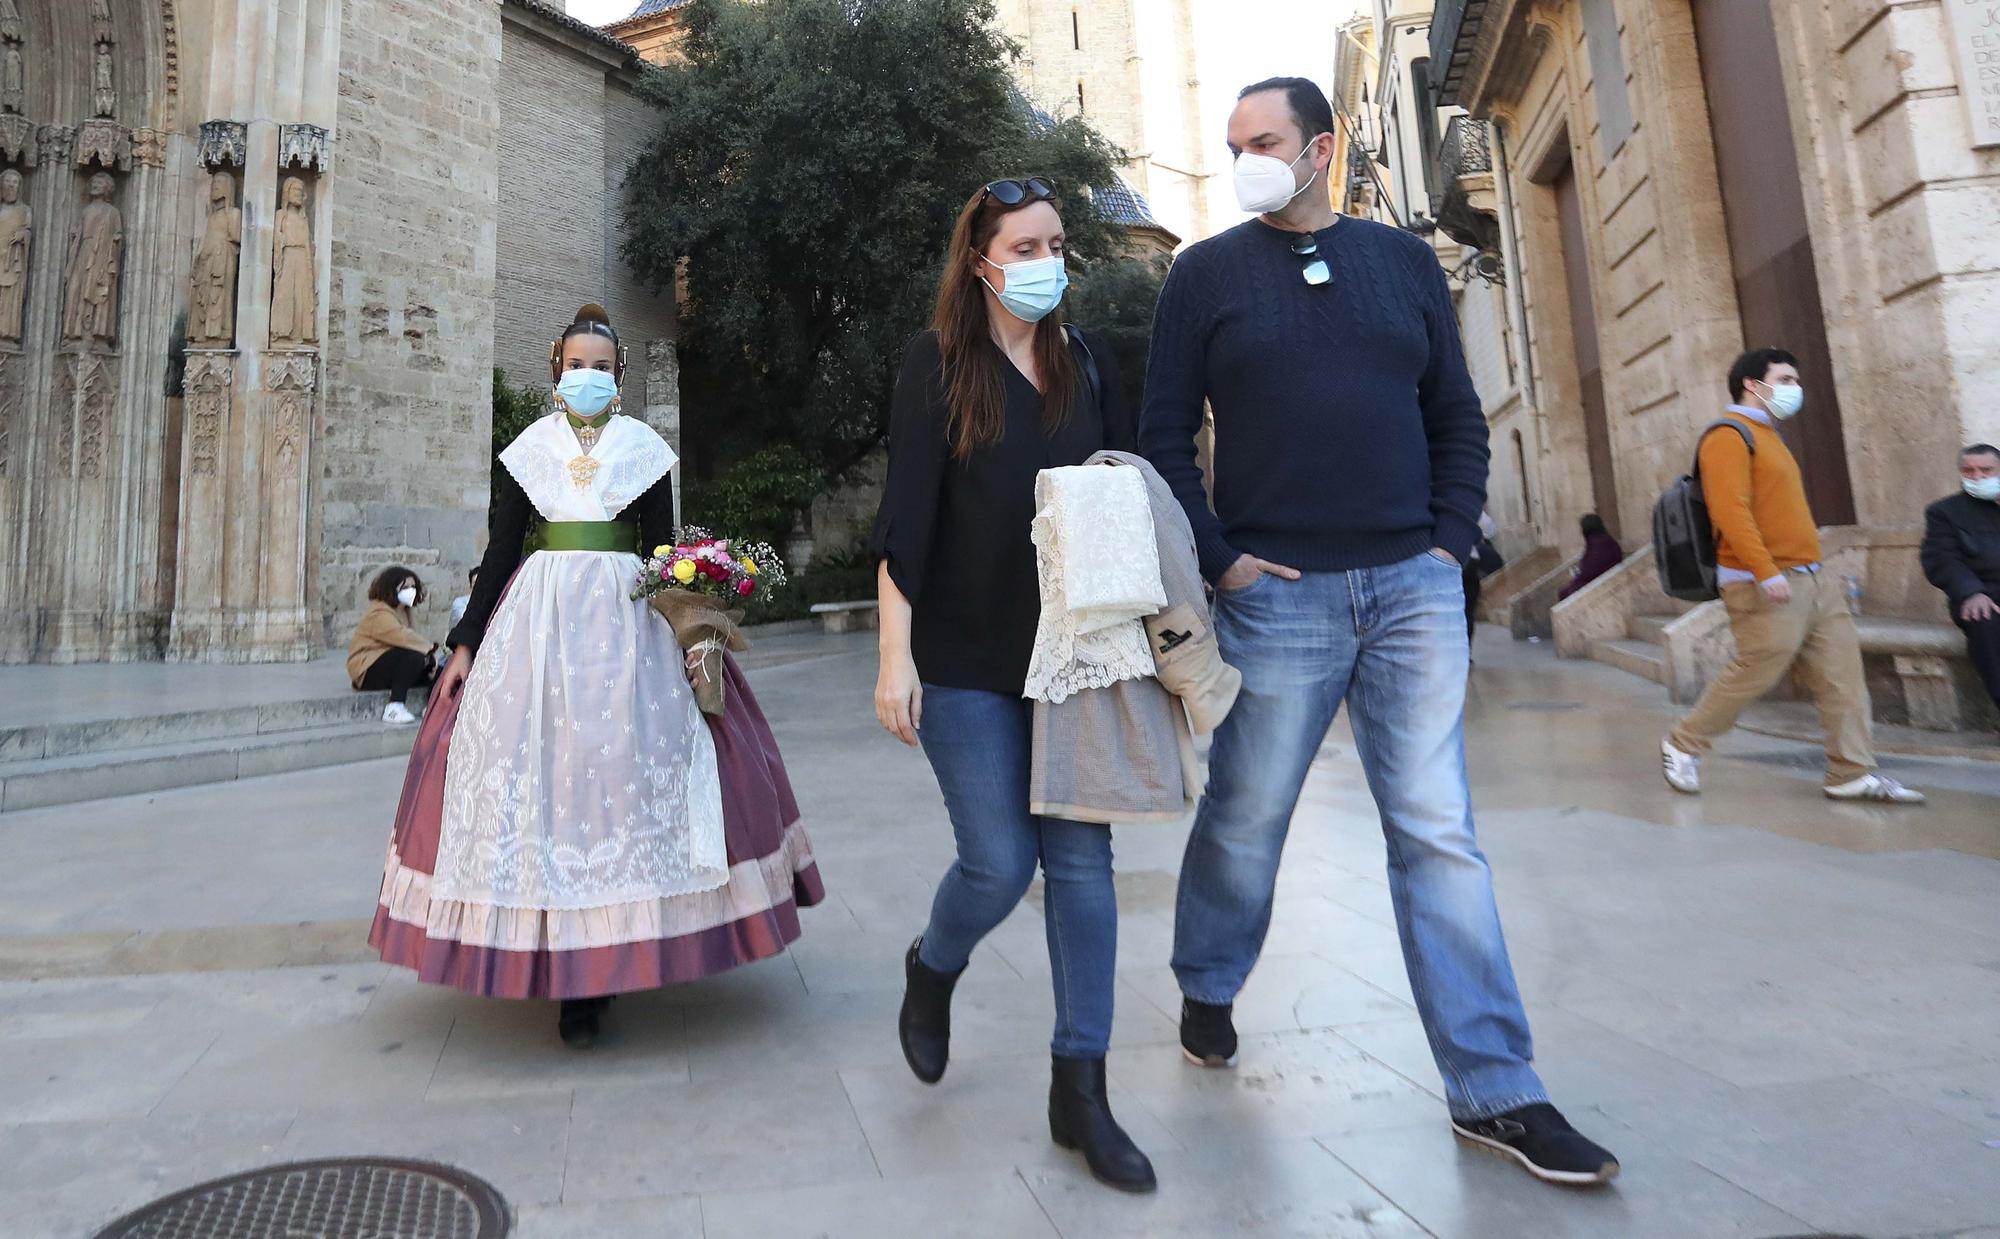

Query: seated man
[[1920, 443, 2000, 710]]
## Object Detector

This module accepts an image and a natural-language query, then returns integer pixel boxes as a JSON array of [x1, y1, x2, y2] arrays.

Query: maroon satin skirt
[[368, 652, 825, 1000]]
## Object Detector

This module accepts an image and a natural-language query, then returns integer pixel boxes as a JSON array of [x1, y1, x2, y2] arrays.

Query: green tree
[[491, 369, 545, 503], [623, 0, 1128, 479], [1065, 254, 1170, 414]]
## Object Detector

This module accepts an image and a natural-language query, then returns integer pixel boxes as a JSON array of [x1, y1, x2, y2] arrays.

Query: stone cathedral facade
[[1, 0, 676, 665]]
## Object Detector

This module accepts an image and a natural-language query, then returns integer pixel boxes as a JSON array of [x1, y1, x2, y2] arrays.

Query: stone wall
[[319, 0, 501, 649], [493, 7, 677, 451], [1778, 0, 2000, 521], [998, 0, 1145, 176], [1441, 0, 1998, 578], [1492, 1, 1745, 550]]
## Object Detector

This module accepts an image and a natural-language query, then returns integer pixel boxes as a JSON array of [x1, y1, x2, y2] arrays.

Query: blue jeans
[[1173, 550, 1547, 1121], [916, 684, 1118, 1058]]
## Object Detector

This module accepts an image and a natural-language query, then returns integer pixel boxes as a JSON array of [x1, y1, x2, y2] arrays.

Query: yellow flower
[[742, 559, 758, 576], [652, 545, 671, 558], [672, 559, 698, 584]]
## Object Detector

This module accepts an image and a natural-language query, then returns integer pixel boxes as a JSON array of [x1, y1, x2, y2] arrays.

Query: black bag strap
[[1691, 418, 1756, 480], [1064, 323, 1103, 414]]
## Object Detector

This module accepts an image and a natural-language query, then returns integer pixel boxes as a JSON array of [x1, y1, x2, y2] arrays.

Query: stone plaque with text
[[1944, 0, 2000, 148]]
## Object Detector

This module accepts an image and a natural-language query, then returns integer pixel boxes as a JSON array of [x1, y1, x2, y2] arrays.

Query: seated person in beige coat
[[347, 566, 439, 724]]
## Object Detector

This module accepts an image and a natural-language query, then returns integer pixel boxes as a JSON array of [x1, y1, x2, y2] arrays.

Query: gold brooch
[[568, 455, 600, 488]]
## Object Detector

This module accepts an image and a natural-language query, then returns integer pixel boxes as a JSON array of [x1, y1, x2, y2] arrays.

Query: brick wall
[[320, 0, 503, 645]]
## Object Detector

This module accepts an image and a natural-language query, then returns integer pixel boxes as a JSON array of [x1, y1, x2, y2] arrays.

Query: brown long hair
[[932, 185, 1078, 460]]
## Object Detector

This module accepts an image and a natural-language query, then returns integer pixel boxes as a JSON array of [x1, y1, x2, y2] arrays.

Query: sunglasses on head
[[1291, 233, 1331, 287], [979, 177, 1057, 207]]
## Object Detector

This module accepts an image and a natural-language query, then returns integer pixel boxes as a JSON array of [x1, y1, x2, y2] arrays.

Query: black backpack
[[1653, 420, 1756, 602]]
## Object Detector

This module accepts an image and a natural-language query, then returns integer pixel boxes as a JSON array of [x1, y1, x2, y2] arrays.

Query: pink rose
[[737, 578, 755, 597]]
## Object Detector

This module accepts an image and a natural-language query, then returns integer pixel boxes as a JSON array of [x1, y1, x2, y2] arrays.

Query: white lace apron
[[1023, 463, 1168, 703], [430, 413, 729, 911]]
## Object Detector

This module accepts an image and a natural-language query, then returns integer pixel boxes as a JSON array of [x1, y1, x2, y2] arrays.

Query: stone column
[[0, 123, 31, 662], [168, 122, 244, 659], [645, 337, 683, 529], [167, 348, 232, 658], [167, 0, 339, 661]]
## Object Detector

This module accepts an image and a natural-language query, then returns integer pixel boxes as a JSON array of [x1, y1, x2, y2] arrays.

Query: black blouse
[[447, 453, 676, 655], [870, 329, 1133, 696]]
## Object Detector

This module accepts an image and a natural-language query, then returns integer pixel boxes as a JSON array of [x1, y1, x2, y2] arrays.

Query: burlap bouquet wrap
[[648, 589, 750, 715]]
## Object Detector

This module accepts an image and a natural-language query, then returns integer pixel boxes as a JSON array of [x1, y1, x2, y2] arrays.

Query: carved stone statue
[[61, 173, 121, 348], [0, 0, 21, 44], [187, 172, 242, 347], [2, 43, 22, 116], [0, 170, 28, 346], [93, 45, 116, 118], [91, 0, 114, 45], [269, 176, 316, 347]]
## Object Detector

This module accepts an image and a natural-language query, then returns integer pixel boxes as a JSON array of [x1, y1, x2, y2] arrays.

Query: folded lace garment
[[1023, 463, 1168, 703]]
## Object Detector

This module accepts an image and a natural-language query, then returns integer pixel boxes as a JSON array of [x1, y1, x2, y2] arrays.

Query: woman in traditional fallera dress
[[369, 304, 824, 1047]]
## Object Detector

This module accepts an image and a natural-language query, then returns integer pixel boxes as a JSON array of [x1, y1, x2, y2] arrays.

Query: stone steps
[[1588, 637, 1667, 685], [1628, 613, 1676, 644], [0, 688, 428, 764], [0, 692, 426, 813]]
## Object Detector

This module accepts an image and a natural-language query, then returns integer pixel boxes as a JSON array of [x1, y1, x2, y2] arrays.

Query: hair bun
[[574, 302, 612, 326]]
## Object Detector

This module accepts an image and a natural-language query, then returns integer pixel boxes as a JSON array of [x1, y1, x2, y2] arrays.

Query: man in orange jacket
[[1660, 347, 1924, 804]]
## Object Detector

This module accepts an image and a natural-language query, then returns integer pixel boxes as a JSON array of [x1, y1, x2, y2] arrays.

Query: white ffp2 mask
[[1233, 138, 1325, 214]]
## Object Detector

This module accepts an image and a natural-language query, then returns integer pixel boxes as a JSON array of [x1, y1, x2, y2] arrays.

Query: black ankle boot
[[558, 997, 604, 1049], [1048, 1055, 1157, 1193], [898, 938, 964, 1084]]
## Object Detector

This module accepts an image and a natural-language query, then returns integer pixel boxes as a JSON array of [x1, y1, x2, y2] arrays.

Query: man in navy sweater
[[1140, 78, 1617, 1185]]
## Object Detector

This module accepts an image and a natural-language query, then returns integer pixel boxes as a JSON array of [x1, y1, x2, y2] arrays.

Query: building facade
[[1335, 0, 1537, 552], [1423, 0, 2000, 561], [1, 0, 676, 664], [994, 0, 1210, 248]]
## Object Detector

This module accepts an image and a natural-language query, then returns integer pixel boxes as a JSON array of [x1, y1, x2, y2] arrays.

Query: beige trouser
[[1669, 570, 1875, 785]]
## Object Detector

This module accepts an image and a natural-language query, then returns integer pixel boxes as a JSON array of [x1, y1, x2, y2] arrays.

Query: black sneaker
[[1451, 1103, 1620, 1185], [1179, 997, 1238, 1068]]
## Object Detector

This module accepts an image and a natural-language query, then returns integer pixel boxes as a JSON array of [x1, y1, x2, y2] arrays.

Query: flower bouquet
[[633, 530, 787, 715]]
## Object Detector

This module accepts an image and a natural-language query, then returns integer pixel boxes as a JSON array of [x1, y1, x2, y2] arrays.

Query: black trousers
[[1959, 613, 2000, 710], [360, 647, 435, 704]]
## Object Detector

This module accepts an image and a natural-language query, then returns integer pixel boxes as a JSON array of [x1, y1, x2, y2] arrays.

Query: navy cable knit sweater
[[1138, 216, 1490, 582]]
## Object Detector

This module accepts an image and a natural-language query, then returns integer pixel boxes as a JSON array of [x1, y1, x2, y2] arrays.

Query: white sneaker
[[1824, 773, 1925, 804], [1660, 740, 1701, 794], [382, 702, 418, 725]]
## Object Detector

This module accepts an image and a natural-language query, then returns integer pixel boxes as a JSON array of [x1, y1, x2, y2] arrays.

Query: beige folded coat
[[1029, 451, 1242, 824]]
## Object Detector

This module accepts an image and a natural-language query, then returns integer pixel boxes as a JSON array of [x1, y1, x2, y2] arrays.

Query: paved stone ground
[[2, 630, 1998, 1238]]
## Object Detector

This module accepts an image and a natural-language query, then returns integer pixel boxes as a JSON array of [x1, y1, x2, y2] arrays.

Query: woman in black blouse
[[871, 179, 1153, 1193]]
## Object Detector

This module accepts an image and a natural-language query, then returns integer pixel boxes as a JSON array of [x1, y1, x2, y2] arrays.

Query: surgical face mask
[[981, 253, 1068, 324], [1965, 475, 2000, 502], [555, 367, 619, 417], [396, 586, 418, 608], [1233, 137, 1325, 214], [1758, 380, 1804, 420]]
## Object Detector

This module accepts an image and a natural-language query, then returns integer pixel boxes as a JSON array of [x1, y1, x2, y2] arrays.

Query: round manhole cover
[[91, 1157, 509, 1239]]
